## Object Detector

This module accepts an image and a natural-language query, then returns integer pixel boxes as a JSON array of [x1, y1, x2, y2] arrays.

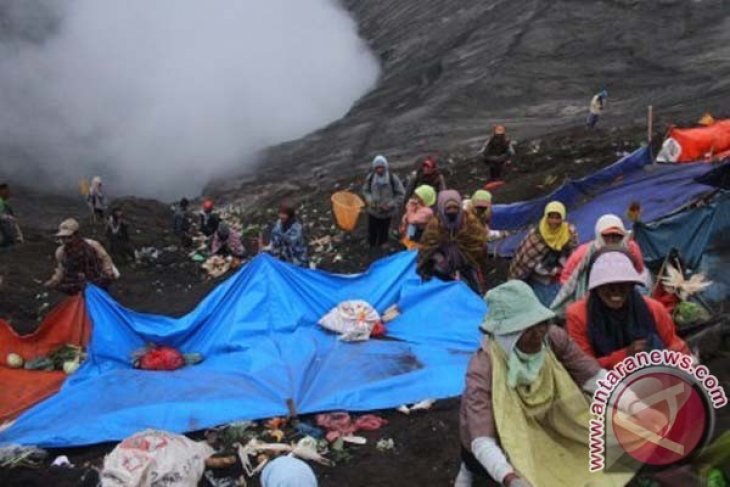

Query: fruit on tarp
[[6, 353, 24, 369], [134, 345, 186, 371], [183, 353, 204, 365]]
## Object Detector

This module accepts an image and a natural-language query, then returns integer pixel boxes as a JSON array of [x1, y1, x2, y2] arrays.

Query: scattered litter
[[204, 471, 244, 487], [376, 438, 395, 451], [202, 255, 232, 278], [135, 247, 160, 264], [342, 436, 366, 445], [101, 430, 214, 487], [381, 305, 401, 323], [318, 300, 382, 342], [51, 455, 73, 467], [397, 399, 436, 414], [294, 422, 324, 439], [0, 444, 48, 469], [315, 412, 388, 442]]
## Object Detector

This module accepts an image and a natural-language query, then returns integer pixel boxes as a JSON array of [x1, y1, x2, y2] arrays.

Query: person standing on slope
[[362, 155, 405, 248]]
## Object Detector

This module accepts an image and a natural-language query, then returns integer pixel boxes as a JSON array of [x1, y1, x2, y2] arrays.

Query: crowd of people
[[1, 98, 705, 486]]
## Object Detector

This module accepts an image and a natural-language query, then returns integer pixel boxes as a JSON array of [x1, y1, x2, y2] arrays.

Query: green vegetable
[[23, 357, 55, 371], [673, 301, 711, 327]]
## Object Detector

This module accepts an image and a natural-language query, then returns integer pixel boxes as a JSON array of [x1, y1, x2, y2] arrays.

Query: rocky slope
[[208, 0, 730, 203]]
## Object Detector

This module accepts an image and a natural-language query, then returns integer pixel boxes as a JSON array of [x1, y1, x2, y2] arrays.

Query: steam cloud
[[0, 0, 379, 199]]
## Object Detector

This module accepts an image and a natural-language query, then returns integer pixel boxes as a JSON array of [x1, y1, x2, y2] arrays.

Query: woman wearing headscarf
[[362, 155, 405, 248], [508, 201, 578, 306], [268, 204, 309, 267], [417, 190, 488, 295], [400, 185, 436, 249], [457, 280, 645, 487], [566, 250, 689, 369], [551, 214, 649, 315], [403, 155, 447, 205], [210, 222, 246, 259]]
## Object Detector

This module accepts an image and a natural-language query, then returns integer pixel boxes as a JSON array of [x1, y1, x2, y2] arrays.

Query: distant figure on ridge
[[87, 176, 107, 224], [586, 89, 608, 128]]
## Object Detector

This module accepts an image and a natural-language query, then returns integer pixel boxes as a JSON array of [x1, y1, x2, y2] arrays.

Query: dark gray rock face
[[209, 0, 730, 202]]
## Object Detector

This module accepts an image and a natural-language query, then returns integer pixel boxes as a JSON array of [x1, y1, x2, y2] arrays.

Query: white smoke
[[0, 0, 379, 198]]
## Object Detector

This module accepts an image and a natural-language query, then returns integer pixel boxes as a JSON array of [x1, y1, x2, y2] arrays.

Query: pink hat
[[588, 251, 644, 290]]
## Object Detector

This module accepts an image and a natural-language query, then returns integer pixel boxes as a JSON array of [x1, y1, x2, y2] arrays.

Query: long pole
[[647, 105, 653, 146]]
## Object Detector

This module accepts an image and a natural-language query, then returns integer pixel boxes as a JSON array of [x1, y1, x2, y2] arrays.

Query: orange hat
[[202, 199, 214, 211], [494, 125, 506, 135]]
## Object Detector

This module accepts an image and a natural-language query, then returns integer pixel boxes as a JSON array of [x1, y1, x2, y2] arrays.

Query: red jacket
[[566, 295, 689, 369]]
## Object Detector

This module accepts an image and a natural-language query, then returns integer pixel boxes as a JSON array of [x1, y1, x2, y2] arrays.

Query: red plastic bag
[[136, 346, 185, 371]]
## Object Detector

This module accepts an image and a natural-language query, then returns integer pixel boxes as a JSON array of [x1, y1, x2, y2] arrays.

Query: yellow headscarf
[[538, 201, 571, 251]]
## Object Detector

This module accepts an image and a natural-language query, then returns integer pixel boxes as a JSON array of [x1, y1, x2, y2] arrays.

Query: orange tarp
[[0, 295, 91, 422], [669, 119, 730, 163]]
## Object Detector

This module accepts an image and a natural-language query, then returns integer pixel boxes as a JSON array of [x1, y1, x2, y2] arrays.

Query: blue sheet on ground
[[491, 148, 716, 256], [0, 252, 485, 447], [634, 192, 730, 303]]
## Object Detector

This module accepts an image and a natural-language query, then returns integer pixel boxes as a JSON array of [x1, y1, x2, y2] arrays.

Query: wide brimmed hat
[[481, 280, 555, 335], [588, 251, 644, 290]]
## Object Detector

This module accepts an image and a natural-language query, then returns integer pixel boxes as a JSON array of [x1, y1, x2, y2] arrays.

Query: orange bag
[[662, 119, 730, 163], [0, 295, 91, 422]]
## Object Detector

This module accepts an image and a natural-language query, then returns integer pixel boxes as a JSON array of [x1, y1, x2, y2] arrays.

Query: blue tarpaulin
[[0, 252, 485, 447], [491, 148, 716, 256], [634, 191, 730, 305]]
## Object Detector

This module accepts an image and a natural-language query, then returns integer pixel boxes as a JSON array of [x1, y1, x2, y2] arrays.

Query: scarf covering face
[[587, 287, 663, 356], [495, 332, 547, 389], [538, 201, 571, 251], [417, 191, 488, 287], [437, 190, 463, 233]]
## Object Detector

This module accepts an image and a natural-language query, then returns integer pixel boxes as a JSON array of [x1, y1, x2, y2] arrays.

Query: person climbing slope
[[508, 201, 578, 306], [586, 89, 608, 128], [362, 155, 405, 248]]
